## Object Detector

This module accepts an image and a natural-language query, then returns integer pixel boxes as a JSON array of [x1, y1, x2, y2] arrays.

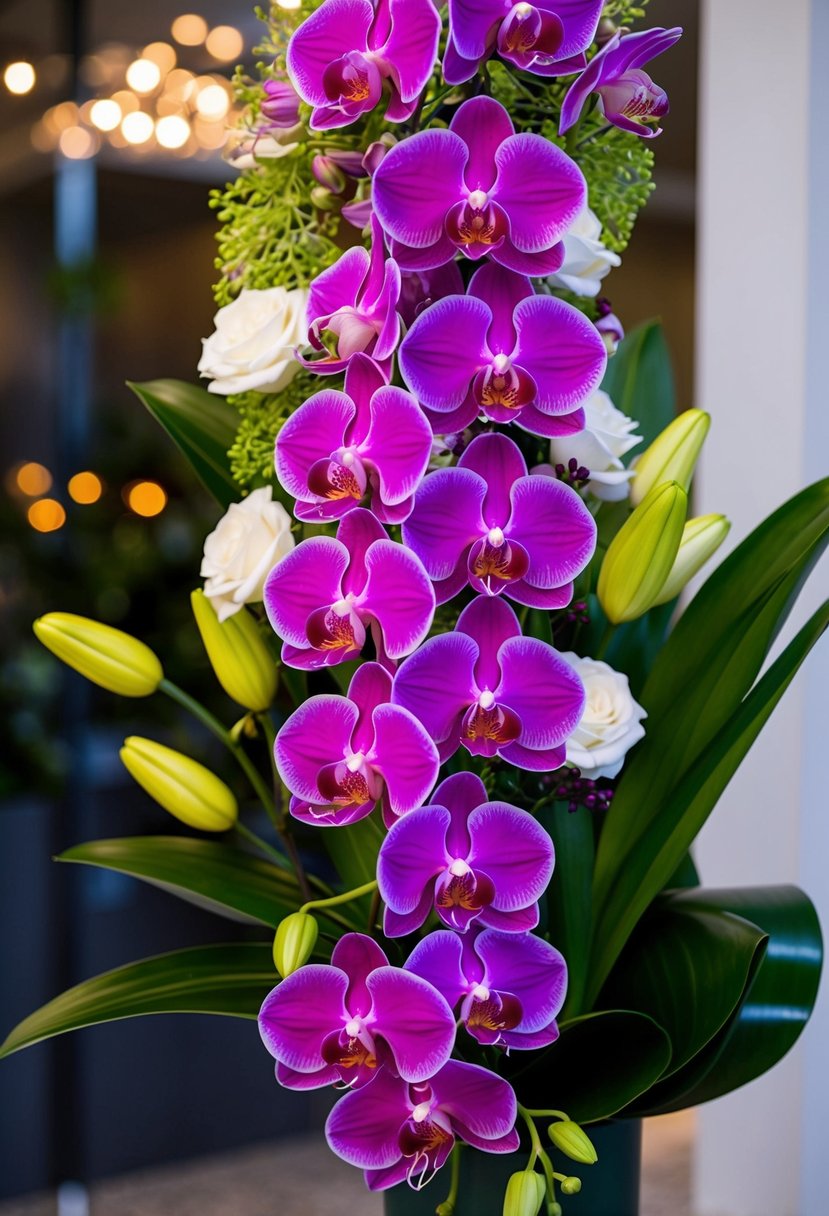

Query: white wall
[[694, 2, 829, 1213]]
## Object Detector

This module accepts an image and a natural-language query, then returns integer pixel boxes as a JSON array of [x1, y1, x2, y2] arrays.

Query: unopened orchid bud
[[120, 736, 238, 832], [310, 185, 338, 211], [549, 1205, 562, 1216], [630, 408, 710, 506], [311, 154, 347, 194], [326, 149, 367, 178], [260, 79, 300, 128], [652, 513, 731, 605], [191, 590, 276, 712], [548, 1121, 598, 1165], [595, 297, 624, 354], [598, 481, 688, 623], [560, 1177, 582, 1195], [33, 612, 163, 697], [272, 912, 319, 978], [503, 1170, 546, 1216], [362, 135, 395, 176]]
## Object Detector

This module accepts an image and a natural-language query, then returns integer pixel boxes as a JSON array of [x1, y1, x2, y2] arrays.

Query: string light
[[121, 111, 154, 145], [195, 83, 229, 120], [205, 26, 243, 61], [155, 114, 190, 149], [68, 472, 103, 504], [142, 42, 177, 74], [126, 58, 161, 94], [171, 14, 208, 46], [28, 499, 66, 532], [4, 62, 36, 94], [15, 462, 52, 496], [59, 125, 97, 158], [125, 481, 167, 517]]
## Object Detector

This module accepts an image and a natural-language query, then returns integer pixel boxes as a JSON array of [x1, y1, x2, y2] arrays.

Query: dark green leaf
[[629, 886, 822, 1115], [59, 836, 301, 927], [127, 378, 239, 508], [506, 1010, 671, 1124], [600, 889, 768, 1080], [540, 802, 594, 1020], [0, 943, 275, 1058], [322, 815, 385, 922], [586, 600, 829, 1004], [600, 320, 676, 450]]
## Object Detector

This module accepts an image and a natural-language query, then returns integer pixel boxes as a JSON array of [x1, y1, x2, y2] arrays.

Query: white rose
[[560, 653, 647, 780], [549, 206, 621, 297], [549, 389, 642, 502], [201, 487, 295, 621], [198, 286, 308, 396]]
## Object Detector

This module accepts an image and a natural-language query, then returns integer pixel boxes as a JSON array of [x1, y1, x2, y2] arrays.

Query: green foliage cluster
[[227, 372, 319, 487]]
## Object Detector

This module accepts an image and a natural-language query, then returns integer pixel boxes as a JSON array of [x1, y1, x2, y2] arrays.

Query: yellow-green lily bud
[[652, 513, 731, 606], [120, 736, 237, 831], [273, 912, 319, 978], [503, 1170, 546, 1216], [630, 408, 710, 506], [560, 1177, 582, 1196], [597, 481, 688, 623], [548, 1121, 598, 1166], [33, 612, 163, 697], [191, 590, 277, 712]]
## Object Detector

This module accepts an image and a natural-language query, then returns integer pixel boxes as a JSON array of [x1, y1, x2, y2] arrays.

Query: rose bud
[[33, 613, 163, 697]]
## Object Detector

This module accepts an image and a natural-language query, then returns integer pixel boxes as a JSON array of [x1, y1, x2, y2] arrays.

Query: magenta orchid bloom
[[444, 0, 603, 86], [372, 96, 585, 274], [403, 432, 596, 606], [259, 933, 456, 1092], [406, 927, 567, 1050], [286, 0, 440, 130], [277, 354, 433, 525], [377, 771, 554, 936], [327, 1058, 520, 1190], [560, 27, 683, 139], [399, 262, 606, 436], [392, 595, 584, 768], [264, 508, 435, 670], [303, 216, 401, 376], [275, 662, 439, 828]]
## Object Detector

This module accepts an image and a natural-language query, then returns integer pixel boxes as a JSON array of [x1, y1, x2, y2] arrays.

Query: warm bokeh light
[[112, 89, 139, 115], [171, 13, 208, 46], [193, 116, 227, 149], [195, 83, 229, 120], [156, 114, 190, 149], [68, 471, 103, 504], [59, 125, 97, 159], [276, 0, 302, 8], [121, 110, 154, 145], [126, 58, 161, 94], [28, 499, 66, 532], [205, 26, 243, 61], [90, 99, 122, 131], [15, 462, 53, 496], [125, 481, 167, 516], [164, 68, 196, 101], [30, 121, 56, 153], [44, 101, 79, 133], [143, 42, 177, 74], [4, 61, 36, 95]]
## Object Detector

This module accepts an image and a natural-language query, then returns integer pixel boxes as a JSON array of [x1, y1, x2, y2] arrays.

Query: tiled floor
[[0, 1111, 694, 1216]]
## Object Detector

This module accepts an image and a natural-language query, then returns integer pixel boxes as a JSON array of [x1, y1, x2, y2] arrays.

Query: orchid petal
[[390, 232, 459, 272], [456, 595, 520, 692], [468, 803, 554, 910], [331, 932, 389, 1016], [382, 0, 442, 102], [326, 1068, 409, 1169], [476, 930, 567, 1032], [515, 403, 586, 437], [378, 804, 450, 914], [433, 560, 475, 606], [480, 902, 540, 933], [498, 636, 585, 748], [433, 771, 489, 824], [405, 931, 468, 1008], [258, 965, 348, 1072], [286, 0, 375, 105], [467, 262, 532, 357], [362, 540, 435, 658], [373, 130, 467, 249], [399, 294, 491, 410], [450, 96, 514, 194], [367, 967, 455, 1081], [507, 475, 596, 587], [392, 632, 478, 742], [459, 432, 527, 526], [493, 237, 565, 276], [264, 537, 348, 648], [308, 245, 368, 329], [402, 467, 486, 579], [493, 134, 585, 252], [506, 580, 574, 609], [371, 703, 440, 814], [348, 661, 393, 752], [442, 35, 481, 85], [384, 890, 435, 938], [448, 0, 506, 60], [430, 1060, 518, 1142], [362, 386, 433, 504], [370, 261, 402, 362], [336, 508, 386, 596], [276, 1060, 340, 1089], [276, 390, 356, 502], [275, 695, 358, 803], [513, 294, 607, 412]]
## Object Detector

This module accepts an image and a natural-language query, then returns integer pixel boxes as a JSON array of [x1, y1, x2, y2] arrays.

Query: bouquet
[[5, 2, 827, 1214]]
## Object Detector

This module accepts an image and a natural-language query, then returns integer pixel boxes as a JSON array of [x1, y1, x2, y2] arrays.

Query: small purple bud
[[312, 154, 347, 194], [362, 136, 395, 177], [326, 149, 368, 178], [596, 298, 625, 354], [260, 79, 301, 128]]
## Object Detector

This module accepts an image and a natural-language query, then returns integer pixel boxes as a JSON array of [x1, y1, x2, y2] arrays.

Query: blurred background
[[8, 0, 806, 1212]]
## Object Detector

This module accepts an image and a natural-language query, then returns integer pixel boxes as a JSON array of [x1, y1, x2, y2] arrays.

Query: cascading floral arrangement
[[5, 3, 828, 1215]]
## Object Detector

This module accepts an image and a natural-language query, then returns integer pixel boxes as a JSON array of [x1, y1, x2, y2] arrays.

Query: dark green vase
[[383, 1120, 641, 1216]]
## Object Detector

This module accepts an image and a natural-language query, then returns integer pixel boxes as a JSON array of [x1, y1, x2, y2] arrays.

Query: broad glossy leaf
[[586, 599, 829, 1005], [0, 943, 275, 1058], [505, 1010, 671, 1124], [127, 378, 239, 508], [601, 889, 768, 1079], [539, 801, 594, 1020], [59, 837, 301, 927], [600, 320, 676, 450], [630, 886, 822, 1115], [322, 815, 385, 921]]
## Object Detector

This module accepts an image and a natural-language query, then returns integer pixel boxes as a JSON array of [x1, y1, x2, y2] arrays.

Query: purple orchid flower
[[275, 661, 439, 827], [392, 593, 584, 769], [560, 27, 683, 139], [327, 1058, 520, 1190], [377, 771, 554, 936], [402, 432, 596, 606], [286, 0, 440, 131], [276, 354, 433, 525], [372, 95, 585, 274], [264, 508, 435, 670], [398, 262, 607, 436], [398, 262, 465, 328], [406, 927, 567, 1050], [303, 216, 401, 376], [259, 933, 456, 1092], [444, 0, 604, 86]]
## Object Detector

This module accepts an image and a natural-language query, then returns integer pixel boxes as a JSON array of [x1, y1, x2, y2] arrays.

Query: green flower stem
[[301, 880, 378, 915], [594, 621, 616, 660], [233, 821, 291, 869], [523, 1109, 570, 1121], [436, 1144, 462, 1215], [518, 1105, 544, 1168]]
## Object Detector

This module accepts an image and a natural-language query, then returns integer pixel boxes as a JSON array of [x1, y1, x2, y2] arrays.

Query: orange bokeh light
[[28, 498, 66, 532], [68, 471, 103, 504], [16, 462, 53, 496], [125, 480, 167, 517]]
